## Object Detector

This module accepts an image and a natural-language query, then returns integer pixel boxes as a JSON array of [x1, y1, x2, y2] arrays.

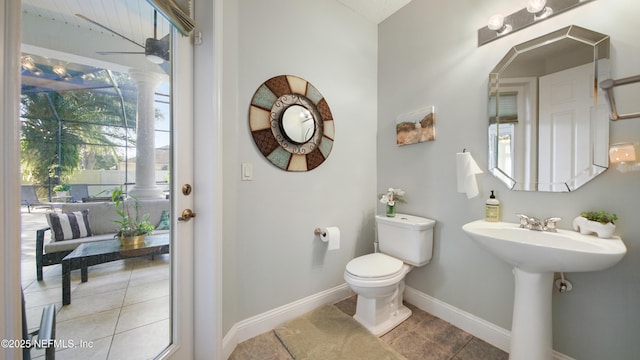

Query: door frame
[[191, 0, 224, 358], [1, 1, 24, 358]]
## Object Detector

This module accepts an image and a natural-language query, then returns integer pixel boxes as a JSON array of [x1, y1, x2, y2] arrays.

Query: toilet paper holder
[[314, 227, 326, 236]]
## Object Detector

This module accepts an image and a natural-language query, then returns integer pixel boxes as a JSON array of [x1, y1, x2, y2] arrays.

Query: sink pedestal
[[510, 269, 553, 360]]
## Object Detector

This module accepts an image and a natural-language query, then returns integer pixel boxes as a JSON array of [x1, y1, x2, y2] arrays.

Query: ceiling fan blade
[[76, 14, 144, 49], [96, 51, 145, 55]]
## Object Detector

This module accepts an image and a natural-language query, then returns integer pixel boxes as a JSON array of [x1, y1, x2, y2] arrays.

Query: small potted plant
[[573, 211, 618, 238], [111, 186, 154, 247], [53, 184, 71, 197], [379, 188, 406, 217]]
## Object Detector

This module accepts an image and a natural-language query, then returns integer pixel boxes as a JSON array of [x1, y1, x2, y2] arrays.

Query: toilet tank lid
[[346, 253, 404, 278], [376, 214, 435, 230]]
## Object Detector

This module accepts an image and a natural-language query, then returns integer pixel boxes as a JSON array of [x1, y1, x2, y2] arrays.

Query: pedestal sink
[[462, 220, 626, 360]]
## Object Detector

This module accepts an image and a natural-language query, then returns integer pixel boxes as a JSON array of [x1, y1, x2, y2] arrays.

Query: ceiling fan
[[76, 10, 169, 65]]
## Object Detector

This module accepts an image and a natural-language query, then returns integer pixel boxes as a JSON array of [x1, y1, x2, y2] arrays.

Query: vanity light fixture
[[609, 143, 639, 172], [478, 0, 594, 47]]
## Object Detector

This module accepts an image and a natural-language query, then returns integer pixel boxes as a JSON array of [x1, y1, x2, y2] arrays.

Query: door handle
[[178, 209, 197, 222]]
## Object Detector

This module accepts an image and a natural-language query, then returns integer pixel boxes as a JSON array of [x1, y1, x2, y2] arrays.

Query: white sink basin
[[462, 220, 626, 273], [462, 219, 627, 359]]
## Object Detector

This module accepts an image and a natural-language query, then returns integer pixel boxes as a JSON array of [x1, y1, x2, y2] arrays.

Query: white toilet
[[344, 213, 435, 336]]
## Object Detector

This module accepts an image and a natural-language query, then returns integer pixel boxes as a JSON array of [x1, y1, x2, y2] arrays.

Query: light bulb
[[487, 14, 505, 31], [527, 0, 547, 14], [487, 14, 512, 34], [527, 0, 553, 18], [21, 56, 36, 71], [52, 65, 67, 77]]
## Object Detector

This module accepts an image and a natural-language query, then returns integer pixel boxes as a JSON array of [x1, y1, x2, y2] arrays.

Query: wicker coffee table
[[61, 233, 170, 305]]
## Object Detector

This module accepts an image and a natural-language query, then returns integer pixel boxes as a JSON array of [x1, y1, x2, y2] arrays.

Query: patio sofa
[[35, 199, 170, 281]]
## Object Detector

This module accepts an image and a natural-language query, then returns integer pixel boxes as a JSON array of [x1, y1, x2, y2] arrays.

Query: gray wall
[[378, 0, 640, 359], [222, 0, 378, 333]]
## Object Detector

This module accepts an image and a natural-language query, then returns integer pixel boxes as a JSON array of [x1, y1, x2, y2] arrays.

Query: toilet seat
[[346, 253, 403, 278], [344, 253, 409, 288]]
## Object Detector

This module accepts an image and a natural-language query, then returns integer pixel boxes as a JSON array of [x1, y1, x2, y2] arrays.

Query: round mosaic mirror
[[249, 75, 335, 172]]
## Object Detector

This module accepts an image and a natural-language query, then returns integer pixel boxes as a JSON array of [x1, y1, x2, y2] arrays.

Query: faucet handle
[[543, 217, 561, 232], [516, 214, 530, 228]]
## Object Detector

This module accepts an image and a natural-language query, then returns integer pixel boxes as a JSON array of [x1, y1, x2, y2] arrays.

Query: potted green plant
[[53, 184, 71, 197], [111, 186, 154, 247], [572, 211, 618, 238]]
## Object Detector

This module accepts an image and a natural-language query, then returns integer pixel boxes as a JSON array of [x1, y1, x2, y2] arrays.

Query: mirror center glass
[[281, 105, 315, 144], [488, 25, 610, 192]]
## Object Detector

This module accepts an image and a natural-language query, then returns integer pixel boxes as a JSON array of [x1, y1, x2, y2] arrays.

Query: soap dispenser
[[485, 190, 500, 222]]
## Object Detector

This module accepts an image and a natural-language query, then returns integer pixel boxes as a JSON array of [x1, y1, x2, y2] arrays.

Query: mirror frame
[[249, 75, 334, 172], [488, 25, 610, 192]]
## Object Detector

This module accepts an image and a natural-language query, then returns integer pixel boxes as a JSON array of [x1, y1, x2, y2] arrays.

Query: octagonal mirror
[[488, 25, 610, 191]]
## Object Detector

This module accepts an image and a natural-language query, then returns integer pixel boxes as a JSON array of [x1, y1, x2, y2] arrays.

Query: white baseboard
[[222, 283, 354, 359], [403, 286, 511, 352], [404, 286, 575, 360]]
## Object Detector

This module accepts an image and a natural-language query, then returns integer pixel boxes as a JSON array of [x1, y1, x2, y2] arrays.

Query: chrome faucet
[[516, 214, 561, 232], [543, 217, 561, 232]]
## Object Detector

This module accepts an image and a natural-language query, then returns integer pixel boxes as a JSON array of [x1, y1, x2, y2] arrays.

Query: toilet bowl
[[344, 253, 413, 336], [344, 214, 435, 336]]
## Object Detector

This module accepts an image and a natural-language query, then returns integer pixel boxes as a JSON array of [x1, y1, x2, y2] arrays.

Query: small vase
[[386, 203, 396, 217]]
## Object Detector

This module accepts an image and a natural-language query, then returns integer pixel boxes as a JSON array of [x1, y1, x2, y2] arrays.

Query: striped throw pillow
[[46, 210, 92, 241]]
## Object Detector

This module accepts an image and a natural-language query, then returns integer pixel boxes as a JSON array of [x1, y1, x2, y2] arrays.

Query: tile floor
[[229, 296, 509, 360], [21, 209, 171, 360]]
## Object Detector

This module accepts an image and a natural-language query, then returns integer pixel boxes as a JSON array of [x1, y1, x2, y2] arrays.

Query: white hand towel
[[456, 152, 483, 199]]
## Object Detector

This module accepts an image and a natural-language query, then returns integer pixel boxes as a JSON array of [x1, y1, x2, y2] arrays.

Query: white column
[[128, 69, 166, 199]]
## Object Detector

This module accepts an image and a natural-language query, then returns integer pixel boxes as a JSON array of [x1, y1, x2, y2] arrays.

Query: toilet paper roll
[[321, 227, 340, 250]]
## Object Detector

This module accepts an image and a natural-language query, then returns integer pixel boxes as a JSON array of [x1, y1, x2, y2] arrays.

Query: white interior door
[[538, 63, 593, 191]]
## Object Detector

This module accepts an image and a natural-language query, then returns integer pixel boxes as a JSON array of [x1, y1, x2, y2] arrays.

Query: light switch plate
[[241, 163, 253, 181]]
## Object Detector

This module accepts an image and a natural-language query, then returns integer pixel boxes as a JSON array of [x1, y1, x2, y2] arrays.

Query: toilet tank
[[376, 214, 435, 266]]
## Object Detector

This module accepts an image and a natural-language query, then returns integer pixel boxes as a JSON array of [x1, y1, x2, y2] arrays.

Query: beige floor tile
[[70, 270, 131, 300], [57, 288, 127, 322], [108, 319, 171, 360], [115, 296, 170, 334], [57, 308, 121, 343], [127, 264, 170, 288], [123, 278, 170, 305], [23, 286, 64, 308]]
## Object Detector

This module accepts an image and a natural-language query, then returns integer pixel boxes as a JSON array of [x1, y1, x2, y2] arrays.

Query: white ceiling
[[336, 0, 413, 24]]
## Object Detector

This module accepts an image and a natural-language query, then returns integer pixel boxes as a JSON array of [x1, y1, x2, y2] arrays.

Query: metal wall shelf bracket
[[600, 75, 640, 121]]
